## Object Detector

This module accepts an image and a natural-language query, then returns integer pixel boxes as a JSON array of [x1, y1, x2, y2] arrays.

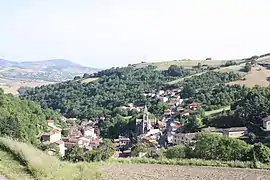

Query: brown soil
[[99, 164, 270, 180], [227, 66, 270, 87]]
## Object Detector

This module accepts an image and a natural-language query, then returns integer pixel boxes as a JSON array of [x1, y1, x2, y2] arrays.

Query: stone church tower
[[136, 105, 153, 135], [141, 105, 151, 134]]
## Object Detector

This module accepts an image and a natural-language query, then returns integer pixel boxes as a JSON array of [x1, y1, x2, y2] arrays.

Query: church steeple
[[142, 105, 151, 134]]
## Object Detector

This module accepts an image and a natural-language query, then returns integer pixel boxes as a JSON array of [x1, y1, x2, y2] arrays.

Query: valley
[[1, 55, 270, 180]]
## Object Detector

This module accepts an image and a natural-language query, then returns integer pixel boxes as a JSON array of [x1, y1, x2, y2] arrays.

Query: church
[[136, 105, 154, 135]]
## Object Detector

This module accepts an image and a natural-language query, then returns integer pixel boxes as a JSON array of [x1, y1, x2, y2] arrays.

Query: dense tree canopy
[[176, 71, 241, 99], [21, 66, 177, 119], [0, 88, 61, 144], [20, 65, 246, 138], [232, 86, 270, 125]]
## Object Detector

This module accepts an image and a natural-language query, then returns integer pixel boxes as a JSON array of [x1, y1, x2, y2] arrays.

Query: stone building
[[136, 105, 153, 135]]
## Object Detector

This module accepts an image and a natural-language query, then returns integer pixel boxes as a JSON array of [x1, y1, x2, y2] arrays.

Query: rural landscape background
[[1, 1, 270, 180], [1, 54, 270, 180]]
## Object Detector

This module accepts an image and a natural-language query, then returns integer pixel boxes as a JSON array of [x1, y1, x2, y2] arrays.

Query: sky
[[0, 0, 270, 68]]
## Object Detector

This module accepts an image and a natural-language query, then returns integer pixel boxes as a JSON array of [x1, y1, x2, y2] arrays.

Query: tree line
[[0, 88, 61, 144]]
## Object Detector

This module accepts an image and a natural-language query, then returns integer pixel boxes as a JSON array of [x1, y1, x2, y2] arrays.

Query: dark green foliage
[[64, 139, 115, 162], [98, 138, 115, 160], [179, 72, 241, 99], [164, 145, 187, 159], [0, 88, 61, 144], [248, 132, 256, 144], [253, 143, 270, 163], [167, 65, 192, 77], [241, 63, 252, 72], [83, 139, 115, 162], [162, 133, 270, 163], [220, 60, 237, 67], [37, 143, 60, 157], [195, 85, 249, 110], [20, 66, 185, 138], [193, 133, 251, 161], [131, 142, 150, 157], [63, 146, 85, 162], [232, 86, 270, 125], [184, 115, 204, 132], [21, 66, 175, 120]]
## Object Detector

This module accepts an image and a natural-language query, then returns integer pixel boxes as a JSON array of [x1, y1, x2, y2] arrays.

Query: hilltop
[[0, 59, 99, 81], [0, 59, 100, 94]]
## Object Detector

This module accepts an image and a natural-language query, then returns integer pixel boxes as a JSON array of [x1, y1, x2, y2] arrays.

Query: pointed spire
[[144, 104, 148, 114]]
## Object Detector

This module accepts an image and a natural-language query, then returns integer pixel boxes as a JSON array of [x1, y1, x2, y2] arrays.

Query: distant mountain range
[[0, 59, 100, 82]]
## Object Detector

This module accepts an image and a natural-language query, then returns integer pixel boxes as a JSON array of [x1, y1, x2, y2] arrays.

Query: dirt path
[[99, 164, 270, 180]]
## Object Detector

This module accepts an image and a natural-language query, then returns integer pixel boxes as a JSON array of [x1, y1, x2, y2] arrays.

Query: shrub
[[131, 142, 150, 157], [253, 143, 270, 163], [165, 145, 186, 159], [193, 133, 251, 161], [64, 138, 115, 163]]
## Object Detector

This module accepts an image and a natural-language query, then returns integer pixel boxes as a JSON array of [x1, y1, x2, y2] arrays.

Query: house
[[41, 129, 61, 143], [89, 138, 101, 149], [158, 90, 165, 95], [189, 103, 198, 110], [158, 96, 169, 103], [68, 127, 82, 138], [167, 132, 175, 144], [155, 121, 166, 129], [80, 120, 93, 127], [202, 126, 248, 138], [180, 110, 190, 117], [78, 137, 91, 148], [172, 133, 197, 145], [47, 120, 54, 127], [164, 109, 171, 116], [222, 127, 248, 138], [54, 140, 66, 157], [263, 116, 270, 130], [82, 127, 96, 138], [47, 120, 62, 131], [114, 136, 131, 147], [201, 127, 224, 136], [169, 121, 182, 132]]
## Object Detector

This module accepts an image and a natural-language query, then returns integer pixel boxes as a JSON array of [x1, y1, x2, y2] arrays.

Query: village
[[39, 87, 270, 158]]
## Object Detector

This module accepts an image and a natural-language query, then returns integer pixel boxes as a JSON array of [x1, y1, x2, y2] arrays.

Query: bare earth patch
[[99, 164, 270, 180], [0, 79, 55, 95]]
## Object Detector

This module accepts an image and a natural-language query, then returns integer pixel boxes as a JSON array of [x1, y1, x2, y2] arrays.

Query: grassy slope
[[150, 59, 244, 71], [0, 137, 101, 180], [167, 72, 206, 85], [227, 65, 270, 87], [0, 150, 34, 180], [81, 77, 100, 84], [205, 106, 231, 116]]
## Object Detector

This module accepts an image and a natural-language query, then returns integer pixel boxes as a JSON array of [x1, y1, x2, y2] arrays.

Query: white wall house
[[263, 116, 270, 130], [172, 133, 196, 145], [41, 129, 61, 143]]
